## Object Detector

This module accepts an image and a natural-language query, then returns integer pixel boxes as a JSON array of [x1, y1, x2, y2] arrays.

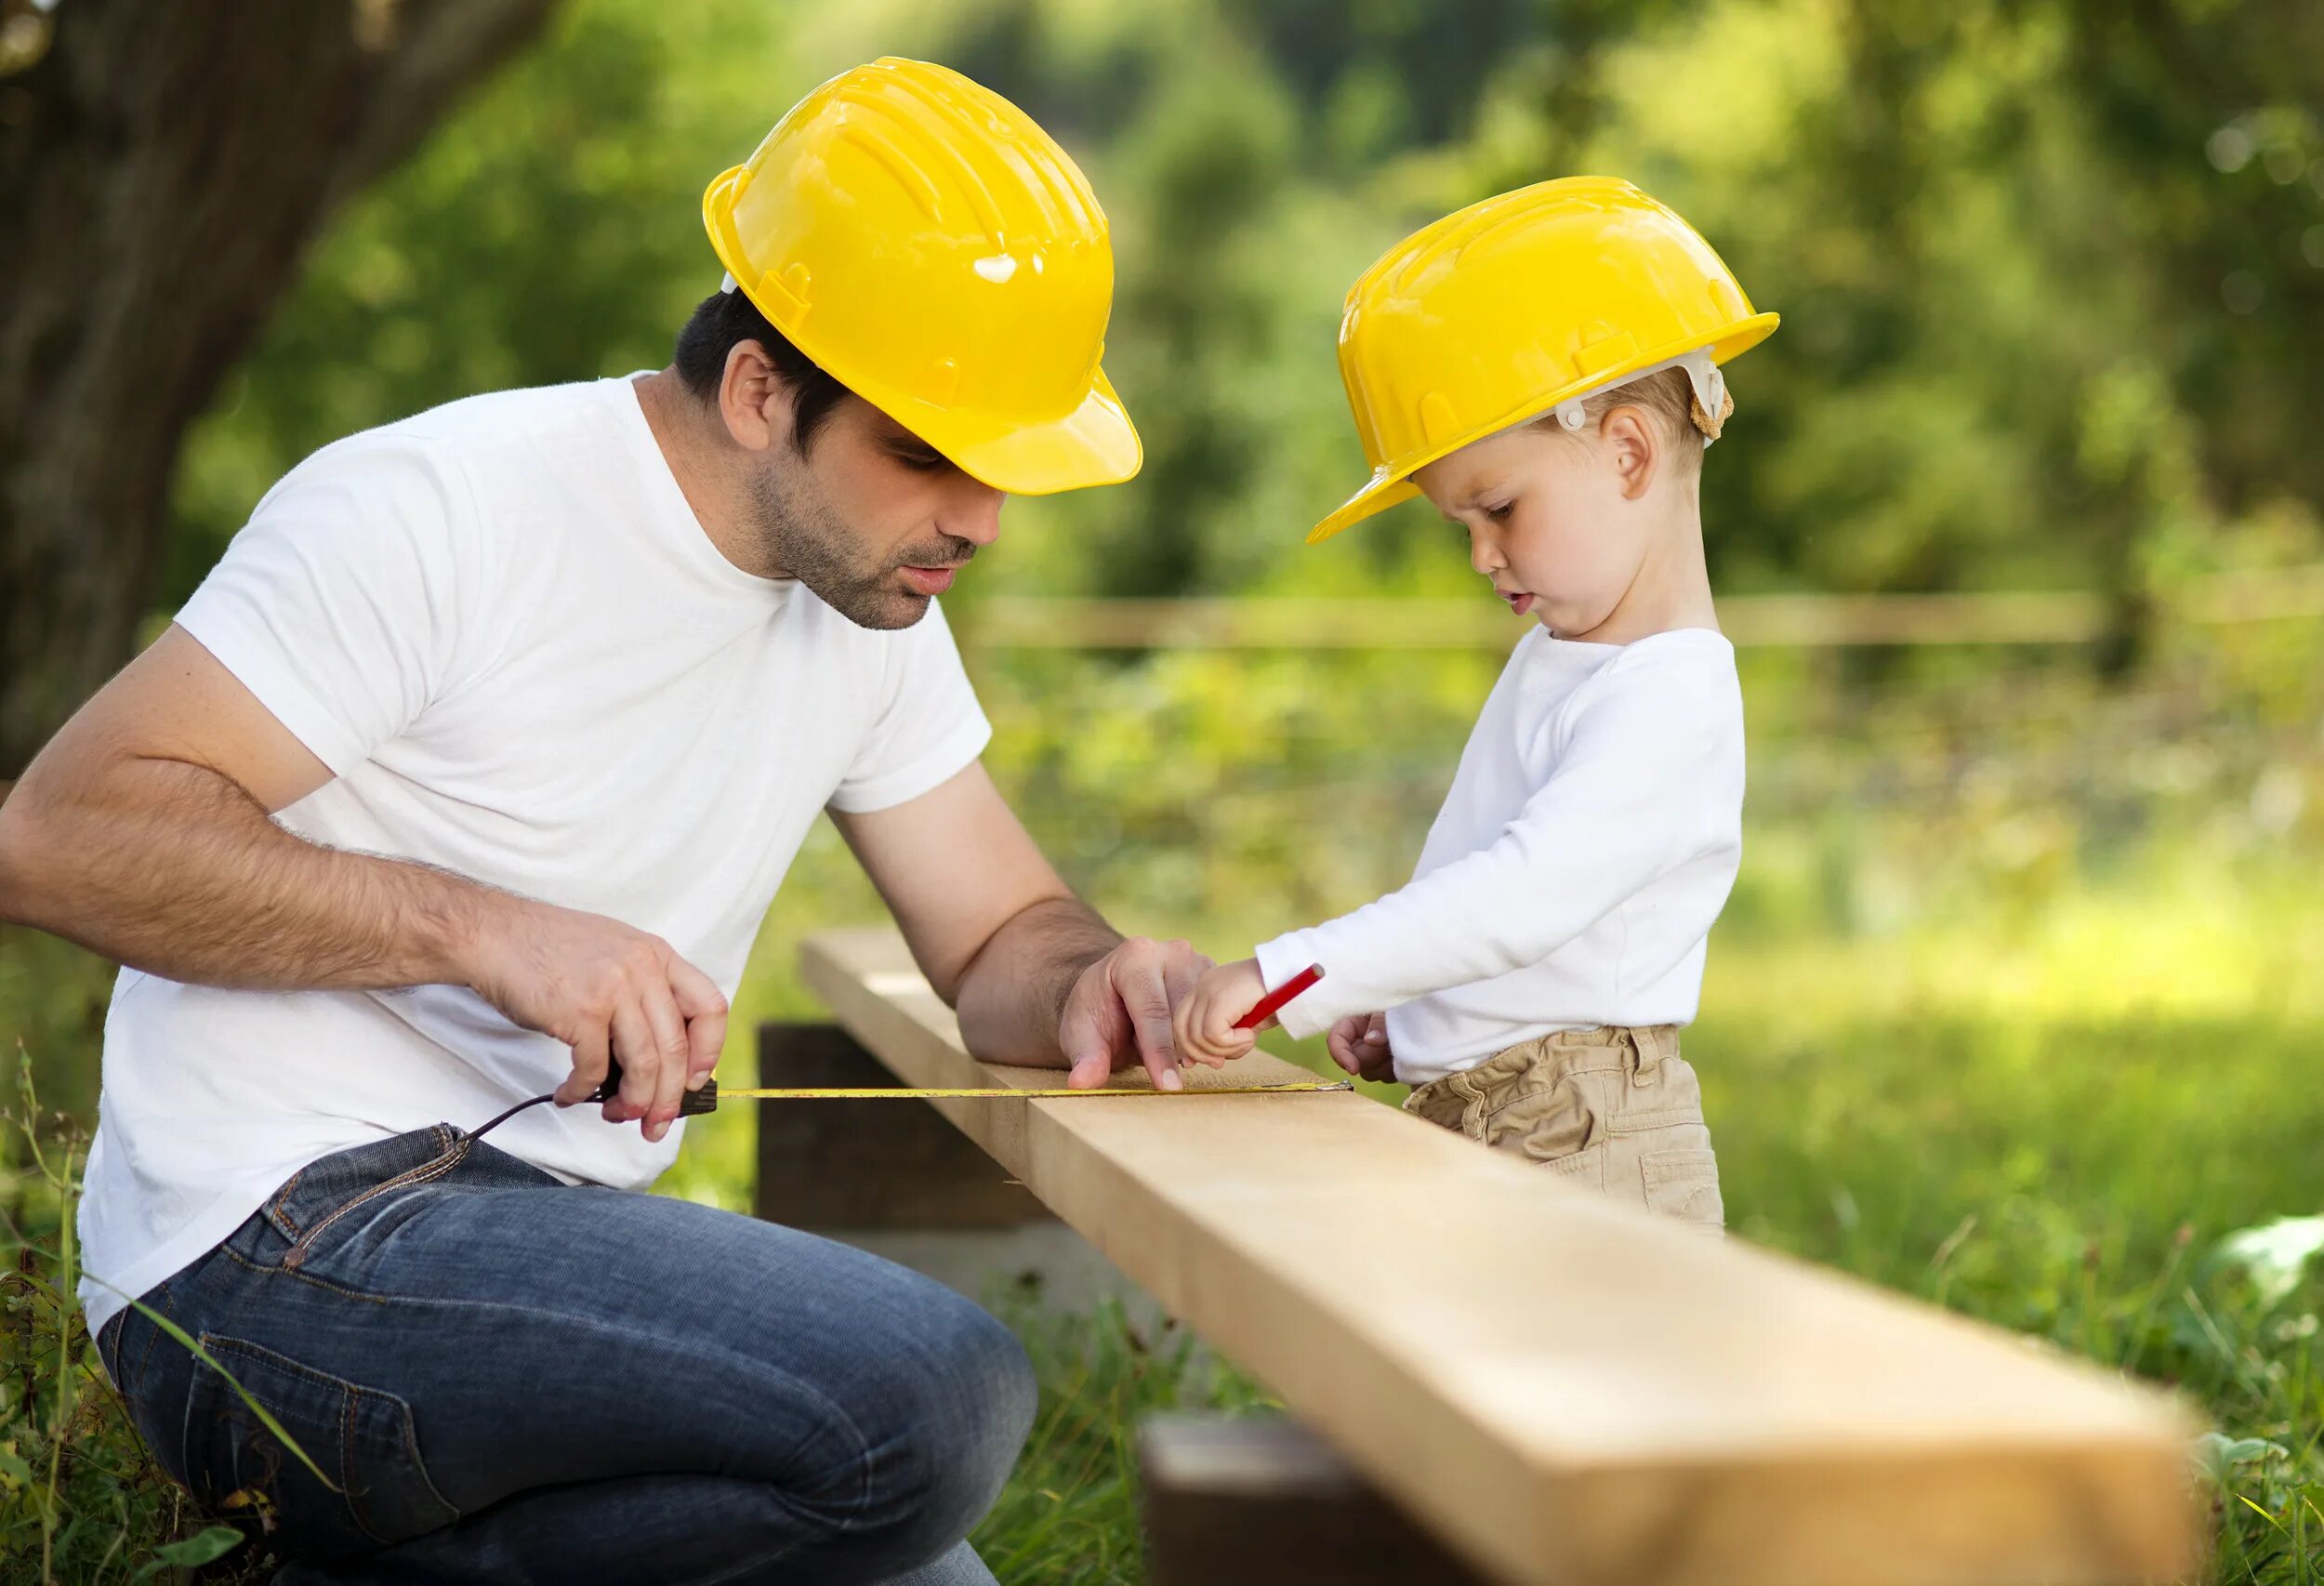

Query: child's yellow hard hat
[[703, 58, 1141, 495], [1311, 177, 1776, 544]]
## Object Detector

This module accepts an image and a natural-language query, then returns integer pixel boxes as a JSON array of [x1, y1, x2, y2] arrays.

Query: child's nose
[[1468, 532, 1505, 577]]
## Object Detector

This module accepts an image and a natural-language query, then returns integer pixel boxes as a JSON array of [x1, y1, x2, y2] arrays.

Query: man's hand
[[461, 898, 728, 1143], [1327, 1011, 1395, 1083], [1060, 936, 1213, 1091], [1171, 957, 1268, 1070]]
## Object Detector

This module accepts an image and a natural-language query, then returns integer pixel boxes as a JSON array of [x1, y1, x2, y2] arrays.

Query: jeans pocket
[[1640, 1146, 1726, 1230], [266, 1130, 473, 1275], [178, 1332, 459, 1556]]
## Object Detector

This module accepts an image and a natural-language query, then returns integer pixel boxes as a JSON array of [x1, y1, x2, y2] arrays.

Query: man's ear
[[718, 340, 799, 455], [1600, 403, 1661, 501]]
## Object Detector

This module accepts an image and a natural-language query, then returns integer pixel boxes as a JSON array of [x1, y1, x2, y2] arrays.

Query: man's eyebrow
[[880, 429, 946, 460]]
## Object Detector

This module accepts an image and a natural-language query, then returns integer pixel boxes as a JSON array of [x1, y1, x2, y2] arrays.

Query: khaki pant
[[1402, 1024, 1724, 1230]]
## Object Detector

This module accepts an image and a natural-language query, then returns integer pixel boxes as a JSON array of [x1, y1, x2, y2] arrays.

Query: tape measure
[[463, 1066, 1350, 1143], [467, 961, 1340, 1141], [660, 1074, 1353, 1116]]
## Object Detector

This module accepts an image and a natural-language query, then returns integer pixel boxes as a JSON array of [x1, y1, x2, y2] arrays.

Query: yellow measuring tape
[[710, 1080, 1353, 1102], [679, 1077, 1353, 1112], [478, 1074, 1353, 1143]]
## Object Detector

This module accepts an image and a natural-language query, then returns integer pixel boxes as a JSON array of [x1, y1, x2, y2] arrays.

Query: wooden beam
[[753, 1022, 1050, 1229], [801, 928, 2199, 1586], [1141, 1413, 1490, 1585]]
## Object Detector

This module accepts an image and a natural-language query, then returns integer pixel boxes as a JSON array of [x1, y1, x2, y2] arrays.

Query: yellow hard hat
[[1311, 176, 1777, 543], [703, 58, 1141, 495]]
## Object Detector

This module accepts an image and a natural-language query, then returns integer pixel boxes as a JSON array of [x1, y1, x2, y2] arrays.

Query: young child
[[1173, 178, 1776, 1228]]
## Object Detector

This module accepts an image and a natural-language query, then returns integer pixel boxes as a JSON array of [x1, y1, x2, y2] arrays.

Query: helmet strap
[[1548, 347, 1729, 447]]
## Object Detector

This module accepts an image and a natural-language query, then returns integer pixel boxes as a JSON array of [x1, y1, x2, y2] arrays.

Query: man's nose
[[944, 481, 1006, 548]]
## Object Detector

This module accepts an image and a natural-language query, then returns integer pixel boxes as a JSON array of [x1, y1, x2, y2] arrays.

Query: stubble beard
[[747, 466, 971, 631]]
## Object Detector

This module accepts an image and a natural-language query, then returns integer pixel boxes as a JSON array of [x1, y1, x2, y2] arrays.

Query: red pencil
[[1235, 963, 1325, 1030]]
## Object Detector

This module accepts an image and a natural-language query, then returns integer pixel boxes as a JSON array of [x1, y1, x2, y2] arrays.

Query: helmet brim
[[917, 365, 1143, 496]]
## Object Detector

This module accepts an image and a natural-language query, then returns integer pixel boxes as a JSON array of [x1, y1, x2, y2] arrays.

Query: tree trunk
[[0, 0, 561, 777]]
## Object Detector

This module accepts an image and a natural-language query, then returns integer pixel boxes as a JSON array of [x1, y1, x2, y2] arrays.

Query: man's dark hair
[[673, 286, 853, 452]]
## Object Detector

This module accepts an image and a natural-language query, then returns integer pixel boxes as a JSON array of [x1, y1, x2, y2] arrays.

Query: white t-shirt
[[77, 376, 992, 1336], [1255, 627, 1744, 1086]]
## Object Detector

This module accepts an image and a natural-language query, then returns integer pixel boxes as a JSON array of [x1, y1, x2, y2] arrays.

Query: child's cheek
[[1510, 510, 1578, 592], [1544, 510, 1624, 595]]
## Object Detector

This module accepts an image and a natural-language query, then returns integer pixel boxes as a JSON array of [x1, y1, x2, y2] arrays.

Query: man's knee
[[915, 1295, 1037, 1513], [870, 1291, 1037, 1553]]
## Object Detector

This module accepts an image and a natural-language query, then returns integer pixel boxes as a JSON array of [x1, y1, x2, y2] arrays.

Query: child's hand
[[1327, 1011, 1394, 1082], [1172, 958, 1268, 1069]]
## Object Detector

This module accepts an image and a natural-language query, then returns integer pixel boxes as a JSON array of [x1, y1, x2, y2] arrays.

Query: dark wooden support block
[[1140, 1413, 1492, 1586], [753, 1021, 1053, 1229]]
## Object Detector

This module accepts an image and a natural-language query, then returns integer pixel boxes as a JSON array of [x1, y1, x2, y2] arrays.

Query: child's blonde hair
[[1533, 365, 1734, 475]]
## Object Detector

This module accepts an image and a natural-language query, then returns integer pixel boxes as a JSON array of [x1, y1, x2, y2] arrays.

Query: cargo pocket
[[1477, 1072, 1603, 1167], [178, 1333, 458, 1556], [1641, 1147, 1725, 1230]]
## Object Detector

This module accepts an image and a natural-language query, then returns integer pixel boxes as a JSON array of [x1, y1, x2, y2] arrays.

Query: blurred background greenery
[[3, 0, 2320, 1579]]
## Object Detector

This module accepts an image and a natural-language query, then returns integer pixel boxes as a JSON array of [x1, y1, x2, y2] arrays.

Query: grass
[[971, 1291, 1272, 1585], [0, 1051, 270, 1584]]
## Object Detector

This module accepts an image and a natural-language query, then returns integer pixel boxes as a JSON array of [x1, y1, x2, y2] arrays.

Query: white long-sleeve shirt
[[1254, 626, 1744, 1086]]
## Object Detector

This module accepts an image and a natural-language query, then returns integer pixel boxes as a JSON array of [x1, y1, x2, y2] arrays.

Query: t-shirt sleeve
[[173, 439, 475, 778], [828, 600, 994, 813], [1253, 655, 1741, 1039]]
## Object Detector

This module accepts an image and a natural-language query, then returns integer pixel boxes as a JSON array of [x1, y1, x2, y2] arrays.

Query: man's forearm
[[0, 755, 499, 992], [952, 893, 1120, 1064]]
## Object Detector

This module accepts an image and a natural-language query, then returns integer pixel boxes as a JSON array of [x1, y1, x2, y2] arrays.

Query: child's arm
[[1248, 665, 1739, 1041]]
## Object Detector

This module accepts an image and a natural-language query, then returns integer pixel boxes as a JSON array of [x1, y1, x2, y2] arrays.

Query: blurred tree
[[1791, 0, 2323, 669], [1094, 28, 1294, 598], [163, 0, 790, 605], [0, 0, 561, 779], [38, 0, 2307, 689]]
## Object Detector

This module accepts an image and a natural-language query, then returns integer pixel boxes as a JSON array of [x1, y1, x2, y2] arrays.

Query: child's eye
[[1486, 500, 1515, 522]]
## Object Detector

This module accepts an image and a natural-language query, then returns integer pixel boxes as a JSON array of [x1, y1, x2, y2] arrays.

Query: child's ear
[[1601, 403, 1661, 501]]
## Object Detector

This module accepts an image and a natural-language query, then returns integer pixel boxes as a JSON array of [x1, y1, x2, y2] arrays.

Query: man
[[0, 58, 1208, 1585]]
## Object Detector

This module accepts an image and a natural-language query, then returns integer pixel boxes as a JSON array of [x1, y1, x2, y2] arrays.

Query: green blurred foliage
[[168, 0, 2324, 614]]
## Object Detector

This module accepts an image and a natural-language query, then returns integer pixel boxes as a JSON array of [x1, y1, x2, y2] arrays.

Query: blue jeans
[[97, 1125, 1036, 1584]]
